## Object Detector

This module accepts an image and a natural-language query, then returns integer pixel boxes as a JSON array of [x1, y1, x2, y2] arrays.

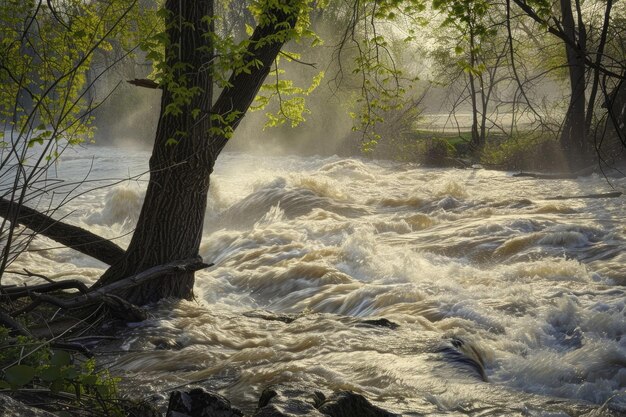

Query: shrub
[[480, 133, 565, 171], [0, 326, 123, 417], [415, 137, 458, 166]]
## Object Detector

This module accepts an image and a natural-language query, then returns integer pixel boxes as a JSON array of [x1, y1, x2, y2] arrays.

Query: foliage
[[414, 137, 457, 165], [480, 133, 563, 171], [0, 0, 146, 278], [139, 0, 324, 140], [252, 56, 325, 128], [0, 326, 123, 416], [0, 0, 144, 151]]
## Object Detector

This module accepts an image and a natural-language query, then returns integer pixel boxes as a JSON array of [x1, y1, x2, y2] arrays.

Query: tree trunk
[[468, 26, 481, 149], [585, 0, 613, 136], [93, 0, 299, 305], [559, 0, 588, 168]]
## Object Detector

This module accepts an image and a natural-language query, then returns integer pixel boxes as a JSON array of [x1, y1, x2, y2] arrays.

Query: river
[[5, 145, 626, 415]]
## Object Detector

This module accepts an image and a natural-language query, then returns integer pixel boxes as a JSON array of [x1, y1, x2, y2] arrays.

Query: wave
[[84, 185, 143, 227], [217, 178, 367, 228]]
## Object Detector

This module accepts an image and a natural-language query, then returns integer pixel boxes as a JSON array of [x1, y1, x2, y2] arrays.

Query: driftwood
[[546, 191, 622, 200], [513, 165, 597, 179], [0, 198, 125, 265]]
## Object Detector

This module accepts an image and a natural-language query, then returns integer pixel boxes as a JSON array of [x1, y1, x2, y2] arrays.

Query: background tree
[[511, 0, 625, 168]]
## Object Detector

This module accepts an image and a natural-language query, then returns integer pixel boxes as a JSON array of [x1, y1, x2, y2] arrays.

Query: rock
[[0, 395, 59, 417], [436, 337, 488, 382], [166, 388, 243, 417], [243, 310, 302, 324], [356, 318, 399, 330], [151, 337, 184, 350], [252, 385, 328, 417], [318, 391, 401, 417], [252, 385, 400, 417]]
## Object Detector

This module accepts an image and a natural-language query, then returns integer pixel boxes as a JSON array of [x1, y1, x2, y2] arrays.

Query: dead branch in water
[[546, 191, 622, 200]]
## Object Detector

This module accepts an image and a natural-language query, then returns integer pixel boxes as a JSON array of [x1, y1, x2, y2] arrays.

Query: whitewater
[[5, 145, 626, 416]]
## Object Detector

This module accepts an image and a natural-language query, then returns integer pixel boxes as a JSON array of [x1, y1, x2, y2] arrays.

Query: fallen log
[[513, 165, 597, 179], [546, 191, 622, 200], [513, 172, 578, 179], [0, 198, 125, 265]]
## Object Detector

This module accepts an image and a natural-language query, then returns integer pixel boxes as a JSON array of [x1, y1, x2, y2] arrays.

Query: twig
[[2, 279, 89, 301], [4, 269, 54, 283]]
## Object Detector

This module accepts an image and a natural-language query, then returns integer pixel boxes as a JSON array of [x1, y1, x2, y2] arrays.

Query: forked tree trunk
[[93, 0, 299, 304]]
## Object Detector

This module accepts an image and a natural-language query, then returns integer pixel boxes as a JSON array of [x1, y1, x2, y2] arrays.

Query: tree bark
[[559, 0, 588, 167], [468, 25, 481, 149], [585, 0, 613, 136], [0, 198, 124, 265], [93, 0, 300, 305]]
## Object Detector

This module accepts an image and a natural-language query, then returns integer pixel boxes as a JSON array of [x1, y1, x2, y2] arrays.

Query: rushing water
[[5, 145, 626, 416]]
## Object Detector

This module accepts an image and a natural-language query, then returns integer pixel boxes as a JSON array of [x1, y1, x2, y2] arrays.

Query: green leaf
[[40, 366, 62, 382], [51, 350, 71, 367], [50, 379, 65, 394], [4, 365, 36, 387], [27, 136, 44, 148], [80, 374, 98, 386], [61, 366, 78, 380]]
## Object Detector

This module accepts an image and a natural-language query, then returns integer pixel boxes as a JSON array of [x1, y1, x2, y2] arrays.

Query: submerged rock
[[166, 388, 243, 417], [243, 310, 400, 331], [436, 337, 488, 382], [151, 337, 184, 350], [243, 310, 302, 324], [318, 391, 400, 417], [253, 385, 327, 417], [356, 318, 399, 330]]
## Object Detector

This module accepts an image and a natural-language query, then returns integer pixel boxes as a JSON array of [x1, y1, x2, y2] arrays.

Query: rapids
[[5, 146, 626, 415]]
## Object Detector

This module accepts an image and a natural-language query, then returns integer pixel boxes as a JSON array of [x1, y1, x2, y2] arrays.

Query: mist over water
[[6, 144, 626, 415]]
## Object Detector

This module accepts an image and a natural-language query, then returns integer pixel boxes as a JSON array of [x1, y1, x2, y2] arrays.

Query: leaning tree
[[0, 0, 316, 310], [93, 0, 310, 304]]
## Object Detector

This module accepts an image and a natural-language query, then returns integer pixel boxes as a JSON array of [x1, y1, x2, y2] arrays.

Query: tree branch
[[0, 198, 125, 265], [208, 1, 300, 155], [40, 258, 211, 310]]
